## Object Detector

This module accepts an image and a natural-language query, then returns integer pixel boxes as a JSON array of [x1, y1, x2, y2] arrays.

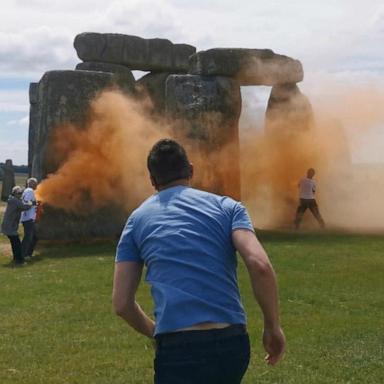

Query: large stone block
[[30, 70, 128, 239], [29, 82, 39, 103], [1, 160, 15, 201], [28, 83, 39, 175], [74, 33, 196, 72], [165, 74, 241, 199], [135, 72, 170, 115], [76, 61, 135, 81], [189, 48, 303, 86], [31, 70, 115, 181], [265, 83, 313, 134], [36, 205, 126, 240], [75, 62, 135, 94], [263, 84, 315, 226]]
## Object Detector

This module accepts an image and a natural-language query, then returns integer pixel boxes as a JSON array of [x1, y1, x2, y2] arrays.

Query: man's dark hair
[[307, 168, 315, 177], [147, 139, 191, 187]]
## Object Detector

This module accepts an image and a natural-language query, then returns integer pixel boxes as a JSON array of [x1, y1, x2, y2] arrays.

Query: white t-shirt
[[21, 187, 37, 222], [298, 177, 316, 199]]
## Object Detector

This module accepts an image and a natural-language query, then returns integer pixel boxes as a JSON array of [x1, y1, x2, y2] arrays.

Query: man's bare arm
[[232, 229, 285, 365], [112, 261, 155, 338]]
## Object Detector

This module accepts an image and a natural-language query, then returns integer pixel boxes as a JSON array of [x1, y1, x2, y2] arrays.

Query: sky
[[0, 0, 383, 164]]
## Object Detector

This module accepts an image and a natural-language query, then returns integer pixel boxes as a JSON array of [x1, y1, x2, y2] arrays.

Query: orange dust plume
[[36, 90, 170, 213], [240, 83, 384, 232]]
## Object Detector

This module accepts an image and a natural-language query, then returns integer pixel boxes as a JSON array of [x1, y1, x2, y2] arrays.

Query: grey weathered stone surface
[[265, 83, 313, 134], [76, 61, 135, 81], [74, 33, 196, 72], [31, 70, 115, 181], [1, 160, 15, 201], [36, 205, 126, 240], [166, 74, 241, 199], [28, 82, 39, 175], [30, 70, 128, 239], [189, 48, 303, 86], [264, 84, 314, 226], [136, 72, 170, 115], [29, 82, 39, 103], [75, 62, 135, 93]]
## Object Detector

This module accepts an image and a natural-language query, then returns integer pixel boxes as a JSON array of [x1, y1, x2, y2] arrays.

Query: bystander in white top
[[21, 187, 37, 222]]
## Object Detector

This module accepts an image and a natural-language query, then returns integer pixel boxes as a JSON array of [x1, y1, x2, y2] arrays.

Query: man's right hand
[[263, 326, 286, 365]]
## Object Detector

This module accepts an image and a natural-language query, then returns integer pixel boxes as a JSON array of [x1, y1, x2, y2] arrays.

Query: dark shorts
[[154, 324, 250, 384], [298, 198, 318, 210]]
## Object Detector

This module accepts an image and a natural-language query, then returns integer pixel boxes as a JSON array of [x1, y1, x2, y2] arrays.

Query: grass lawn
[[0, 207, 383, 383]]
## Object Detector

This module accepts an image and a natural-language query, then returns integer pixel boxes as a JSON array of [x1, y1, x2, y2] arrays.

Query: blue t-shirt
[[116, 186, 254, 335]]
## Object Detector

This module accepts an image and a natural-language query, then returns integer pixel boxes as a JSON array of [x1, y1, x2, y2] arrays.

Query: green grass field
[[1, 202, 383, 383]]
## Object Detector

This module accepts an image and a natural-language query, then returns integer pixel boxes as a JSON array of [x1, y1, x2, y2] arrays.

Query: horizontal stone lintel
[[189, 48, 303, 86]]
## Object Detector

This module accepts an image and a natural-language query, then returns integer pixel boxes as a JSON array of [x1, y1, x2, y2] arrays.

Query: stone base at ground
[[36, 204, 126, 240]]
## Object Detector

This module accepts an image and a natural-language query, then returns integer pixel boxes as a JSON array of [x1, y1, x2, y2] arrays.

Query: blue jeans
[[154, 325, 250, 384], [21, 220, 37, 257]]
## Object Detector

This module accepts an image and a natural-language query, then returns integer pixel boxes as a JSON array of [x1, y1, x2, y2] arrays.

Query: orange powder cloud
[[36, 90, 170, 213], [240, 84, 384, 231], [36, 83, 384, 233]]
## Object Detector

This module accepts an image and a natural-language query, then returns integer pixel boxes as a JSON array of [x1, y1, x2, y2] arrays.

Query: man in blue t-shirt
[[113, 139, 285, 384]]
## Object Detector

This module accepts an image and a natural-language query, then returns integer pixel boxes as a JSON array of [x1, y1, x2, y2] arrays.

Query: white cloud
[[0, 140, 27, 164], [372, 4, 384, 32], [6, 115, 29, 128], [0, 90, 29, 112], [0, 1, 190, 78], [86, 0, 188, 43], [1, 0, 383, 77], [0, 27, 76, 78]]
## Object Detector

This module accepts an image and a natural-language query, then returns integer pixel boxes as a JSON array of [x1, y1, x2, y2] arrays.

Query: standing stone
[[265, 83, 313, 134], [74, 33, 196, 72], [135, 72, 170, 116], [31, 70, 127, 240], [28, 83, 40, 176], [264, 83, 315, 226], [1, 159, 15, 201], [165, 75, 241, 199], [189, 48, 303, 86], [32, 70, 115, 180]]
